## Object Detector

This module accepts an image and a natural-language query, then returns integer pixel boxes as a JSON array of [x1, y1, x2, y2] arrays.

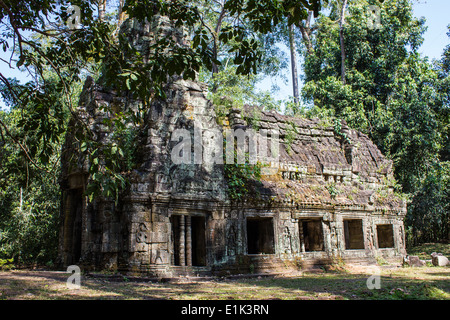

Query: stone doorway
[[246, 217, 275, 254], [170, 215, 206, 266], [63, 188, 83, 265]]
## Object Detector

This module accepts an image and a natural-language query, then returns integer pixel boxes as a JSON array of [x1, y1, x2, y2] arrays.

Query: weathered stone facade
[[58, 16, 407, 277]]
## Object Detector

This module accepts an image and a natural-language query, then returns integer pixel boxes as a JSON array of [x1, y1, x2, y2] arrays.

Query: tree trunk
[[118, 0, 126, 26], [19, 187, 23, 212], [98, 0, 106, 21], [299, 11, 314, 55], [212, 7, 227, 75], [289, 24, 299, 105], [211, 7, 227, 93], [339, 0, 348, 84]]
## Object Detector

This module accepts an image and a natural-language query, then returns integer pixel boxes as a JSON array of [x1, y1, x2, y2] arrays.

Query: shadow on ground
[[0, 266, 448, 300]]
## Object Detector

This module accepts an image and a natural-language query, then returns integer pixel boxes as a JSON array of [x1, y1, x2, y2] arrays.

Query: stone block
[[406, 255, 426, 267], [150, 248, 169, 264], [431, 254, 449, 267], [152, 221, 168, 233], [149, 232, 169, 243], [212, 211, 223, 220], [101, 235, 119, 252], [136, 231, 149, 244], [130, 210, 151, 222], [279, 211, 291, 220], [131, 242, 148, 252]]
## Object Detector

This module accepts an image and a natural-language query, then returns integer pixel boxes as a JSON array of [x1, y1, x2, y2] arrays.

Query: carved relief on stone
[[227, 224, 237, 256], [329, 223, 340, 253], [213, 220, 225, 247], [367, 222, 375, 250], [150, 247, 167, 265], [281, 226, 293, 255], [136, 222, 149, 243]]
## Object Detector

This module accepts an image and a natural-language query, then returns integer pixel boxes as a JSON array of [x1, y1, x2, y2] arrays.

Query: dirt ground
[[0, 263, 449, 300]]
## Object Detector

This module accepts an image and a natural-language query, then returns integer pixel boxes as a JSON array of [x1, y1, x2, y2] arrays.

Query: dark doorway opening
[[301, 219, 324, 251], [64, 189, 83, 265], [191, 216, 206, 266], [343, 219, 365, 250], [377, 224, 394, 248], [247, 217, 275, 254], [170, 215, 181, 266]]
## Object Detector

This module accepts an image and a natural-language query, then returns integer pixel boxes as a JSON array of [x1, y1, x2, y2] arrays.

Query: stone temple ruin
[[58, 15, 407, 276]]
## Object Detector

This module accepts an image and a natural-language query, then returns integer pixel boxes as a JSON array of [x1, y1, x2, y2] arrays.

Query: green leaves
[[193, 28, 210, 51], [118, 70, 139, 91], [79, 113, 139, 204], [0, 258, 14, 270], [407, 161, 450, 244], [80, 141, 88, 152], [224, 0, 318, 33], [224, 162, 262, 200], [0, 108, 62, 265], [223, 137, 264, 200]]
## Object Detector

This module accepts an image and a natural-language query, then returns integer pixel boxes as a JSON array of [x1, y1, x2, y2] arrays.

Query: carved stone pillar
[[179, 215, 185, 266], [186, 215, 192, 266], [299, 221, 306, 253]]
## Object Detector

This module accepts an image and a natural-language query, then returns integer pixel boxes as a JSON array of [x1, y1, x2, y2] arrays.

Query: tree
[[255, 9, 320, 111], [435, 25, 450, 162], [298, 10, 316, 55], [192, 0, 322, 111], [407, 162, 449, 245], [339, 0, 347, 84], [302, 0, 434, 147], [98, 0, 107, 21], [0, 73, 77, 264], [289, 23, 300, 104], [290, 8, 320, 108]]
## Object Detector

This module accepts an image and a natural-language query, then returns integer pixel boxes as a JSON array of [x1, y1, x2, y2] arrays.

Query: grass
[[406, 243, 450, 260], [0, 243, 448, 300], [0, 264, 448, 300]]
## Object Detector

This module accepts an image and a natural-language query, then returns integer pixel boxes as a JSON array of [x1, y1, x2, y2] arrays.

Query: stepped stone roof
[[226, 105, 405, 213]]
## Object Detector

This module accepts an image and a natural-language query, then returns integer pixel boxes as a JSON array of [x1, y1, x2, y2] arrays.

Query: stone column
[[299, 221, 306, 253], [170, 218, 175, 266], [186, 216, 192, 266], [179, 215, 185, 266]]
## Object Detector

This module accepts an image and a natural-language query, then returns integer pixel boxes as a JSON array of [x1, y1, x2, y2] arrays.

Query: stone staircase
[[247, 255, 288, 273], [170, 266, 212, 277]]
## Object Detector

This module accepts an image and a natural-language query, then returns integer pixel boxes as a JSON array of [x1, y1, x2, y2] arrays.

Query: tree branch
[[0, 118, 50, 173]]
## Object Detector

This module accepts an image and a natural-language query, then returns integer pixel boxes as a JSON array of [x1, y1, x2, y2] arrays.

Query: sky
[[413, 0, 449, 61], [0, 0, 449, 109]]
